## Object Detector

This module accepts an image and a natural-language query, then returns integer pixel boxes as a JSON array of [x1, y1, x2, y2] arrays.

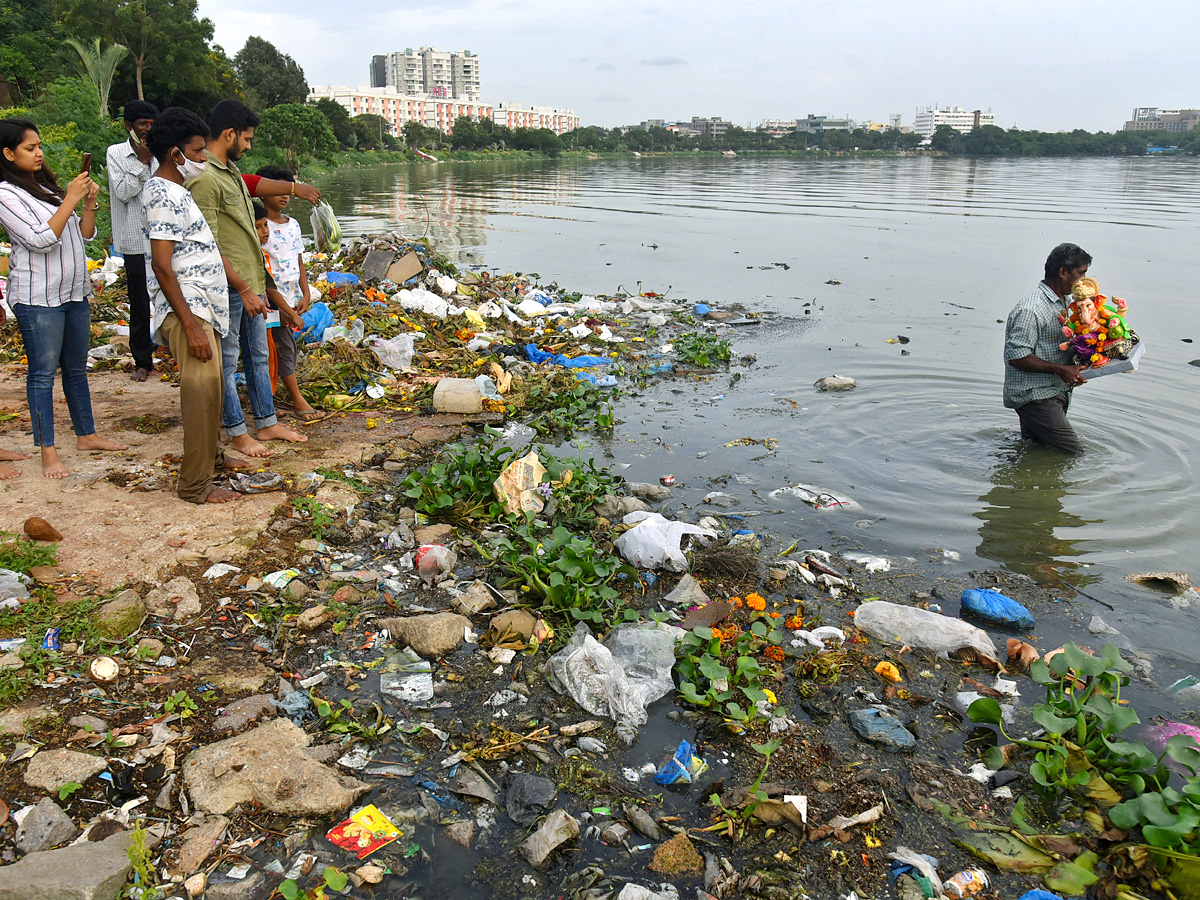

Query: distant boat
[[722, 150, 737, 158], [414, 149, 439, 162]]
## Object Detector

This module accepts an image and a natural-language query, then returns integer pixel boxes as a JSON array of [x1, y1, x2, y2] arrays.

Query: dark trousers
[[125, 253, 155, 371], [1015, 394, 1082, 454]]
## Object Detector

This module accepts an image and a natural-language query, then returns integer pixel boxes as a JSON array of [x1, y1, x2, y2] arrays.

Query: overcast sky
[[196, 0, 1198, 132]]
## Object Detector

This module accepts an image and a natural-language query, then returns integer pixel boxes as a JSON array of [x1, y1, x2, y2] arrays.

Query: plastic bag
[[505, 773, 558, 825], [299, 301, 334, 344], [654, 739, 708, 785], [961, 588, 1035, 630], [614, 511, 717, 572], [368, 334, 417, 371], [310, 201, 342, 254], [493, 451, 548, 516], [547, 622, 680, 743], [415, 544, 456, 586], [854, 600, 999, 663], [0, 568, 32, 607]]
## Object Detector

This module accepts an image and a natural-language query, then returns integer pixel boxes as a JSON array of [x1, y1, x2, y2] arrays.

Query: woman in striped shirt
[[0, 118, 127, 478]]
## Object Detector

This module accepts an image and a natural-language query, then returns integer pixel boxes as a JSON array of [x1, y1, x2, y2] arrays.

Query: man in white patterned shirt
[[106, 100, 159, 381], [143, 107, 251, 503]]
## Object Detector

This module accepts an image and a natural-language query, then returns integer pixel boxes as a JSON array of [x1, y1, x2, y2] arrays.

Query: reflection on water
[[973, 444, 1099, 589]]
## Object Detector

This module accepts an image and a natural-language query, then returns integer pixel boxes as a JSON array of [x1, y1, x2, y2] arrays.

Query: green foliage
[[58, 781, 83, 801], [257, 103, 338, 170], [315, 98, 354, 147], [292, 496, 334, 539], [480, 523, 635, 625], [233, 36, 307, 109], [399, 429, 515, 523], [351, 115, 394, 151], [0, 530, 58, 574], [163, 689, 197, 719], [537, 445, 619, 529], [675, 615, 783, 726], [33, 78, 126, 166], [402, 120, 444, 151], [521, 380, 616, 438], [0, 0, 68, 105], [673, 333, 732, 367], [313, 695, 392, 740], [64, 37, 129, 120]]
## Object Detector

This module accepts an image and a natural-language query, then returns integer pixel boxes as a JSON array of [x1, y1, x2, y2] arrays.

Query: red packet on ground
[[325, 804, 402, 859]]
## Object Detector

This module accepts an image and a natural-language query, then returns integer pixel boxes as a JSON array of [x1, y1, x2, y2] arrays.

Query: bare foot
[[295, 404, 322, 421], [221, 456, 257, 471], [229, 434, 274, 458], [0, 449, 31, 462], [256, 423, 308, 443], [41, 447, 69, 479], [0, 464, 20, 481], [130, 367, 153, 382], [77, 434, 128, 452], [205, 488, 241, 503]]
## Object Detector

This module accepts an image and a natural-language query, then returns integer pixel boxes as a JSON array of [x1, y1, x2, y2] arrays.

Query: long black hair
[[0, 118, 65, 204]]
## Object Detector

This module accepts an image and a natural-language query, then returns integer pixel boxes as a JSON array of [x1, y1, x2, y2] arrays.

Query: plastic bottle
[[944, 869, 989, 898]]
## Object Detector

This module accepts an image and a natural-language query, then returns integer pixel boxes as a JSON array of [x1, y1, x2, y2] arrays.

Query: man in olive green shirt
[[187, 99, 306, 458]]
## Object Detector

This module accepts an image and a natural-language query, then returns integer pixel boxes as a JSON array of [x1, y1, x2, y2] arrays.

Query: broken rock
[[24, 749, 108, 791], [445, 819, 476, 848], [0, 829, 133, 900], [183, 719, 369, 817], [649, 833, 704, 876], [296, 604, 335, 631], [213, 695, 276, 735], [93, 591, 146, 640], [378, 612, 470, 658], [15, 797, 78, 855], [452, 581, 498, 616], [143, 577, 201, 621], [175, 816, 229, 875]]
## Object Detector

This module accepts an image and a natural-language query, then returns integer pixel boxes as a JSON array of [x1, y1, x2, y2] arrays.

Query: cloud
[[594, 62, 615, 72], [640, 56, 687, 66], [595, 92, 630, 103]]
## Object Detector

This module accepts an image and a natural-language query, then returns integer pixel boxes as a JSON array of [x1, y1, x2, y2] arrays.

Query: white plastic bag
[[0, 568, 32, 608], [854, 601, 998, 662], [368, 334, 417, 371], [614, 511, 717, 572], [547, 622, 680, 744], [309, 201, 342, 254]]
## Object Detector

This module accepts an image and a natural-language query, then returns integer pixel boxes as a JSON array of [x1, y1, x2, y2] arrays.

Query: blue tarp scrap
[[525, 343, 609, 368], [299, 301, 334, 345], [575, 372, 618, 387]]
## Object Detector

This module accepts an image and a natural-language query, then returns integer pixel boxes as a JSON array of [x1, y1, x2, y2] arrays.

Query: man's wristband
[[290, 182, 296, 196]]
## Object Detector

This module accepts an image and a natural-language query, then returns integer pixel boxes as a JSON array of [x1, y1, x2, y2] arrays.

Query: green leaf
[[953, 830, 1056, 873], [750, 620, 768, 638], [1045, 850, 1100, 896], [1010, 797, 1037, 835], [1165, 735, 1200, 776], [679, 682, 709, 706], [725, 702, 748, 720], [1033, 707, 1077, 737], [691, 626, 716, 640], [752, 738, 782, 757], [323, 866, 349, 891], [984, 745, 1009, 772], [278, 881, 301, 900], [698, 655, 730, 682], [967, 697, 1004, 725]]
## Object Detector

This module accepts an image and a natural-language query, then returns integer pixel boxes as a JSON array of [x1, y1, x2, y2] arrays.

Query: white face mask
[[176, 150, 206, 180]]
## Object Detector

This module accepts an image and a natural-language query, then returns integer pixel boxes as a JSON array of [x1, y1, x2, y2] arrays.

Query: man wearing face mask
[[187, 99, 307, 460], [106, 99, 159, 382], [141, 107, 250, 503]]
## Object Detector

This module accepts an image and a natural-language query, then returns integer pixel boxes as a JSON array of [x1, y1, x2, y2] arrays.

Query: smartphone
[[80, 153, 92, 174]]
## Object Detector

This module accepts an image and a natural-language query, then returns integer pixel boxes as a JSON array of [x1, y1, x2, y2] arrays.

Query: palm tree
[[64, 37, 129, 120]]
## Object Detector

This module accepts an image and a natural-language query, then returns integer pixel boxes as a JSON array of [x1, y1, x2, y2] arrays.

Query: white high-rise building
[[378, 47, 481, 101], [913, 105, 995, 139]]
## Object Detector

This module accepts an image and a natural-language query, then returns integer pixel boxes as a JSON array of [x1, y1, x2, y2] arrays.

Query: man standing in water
[[1002, 243, 1091, 453]]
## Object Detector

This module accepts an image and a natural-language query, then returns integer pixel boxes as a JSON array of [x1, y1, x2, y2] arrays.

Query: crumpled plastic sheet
[[614, 511, 717, 572], [548, 622, 681, 744], [525, 344, 610, 368], [272, 688, 314, 725]]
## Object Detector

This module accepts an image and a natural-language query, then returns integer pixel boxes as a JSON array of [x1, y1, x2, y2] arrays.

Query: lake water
[[318, 155, 1200, 680]]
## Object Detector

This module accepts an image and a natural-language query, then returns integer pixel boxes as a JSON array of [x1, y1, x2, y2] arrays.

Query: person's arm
[[246, 174, 321, 205], [80, 180, 99, 240], [1008, 354, 1084, 386], [267, 285, 304, 329], [219, 255, 265, 317], [0, 175, 92, 250], [1004, 306, 1083, 386], [150, 237, 213, 361], [295, 251, 311, 314], [106, 145, 151, 204]]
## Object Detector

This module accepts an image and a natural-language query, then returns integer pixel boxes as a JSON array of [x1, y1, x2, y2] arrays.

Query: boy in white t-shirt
[[256, 165, 318, 420], [143, 107, 252, 503]]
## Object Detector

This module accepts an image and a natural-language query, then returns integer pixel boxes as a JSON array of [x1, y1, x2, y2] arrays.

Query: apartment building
[[375, 47, 482, 101], [308, 85, 493, 136], [1123, 107, 1200, 132], [492, 103, 580, 134], [913, 106, 995, 139], [796, 114, 854, 134]]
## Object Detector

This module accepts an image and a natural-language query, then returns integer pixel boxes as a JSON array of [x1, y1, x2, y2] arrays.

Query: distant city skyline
[[197, 0, 1200, 133]]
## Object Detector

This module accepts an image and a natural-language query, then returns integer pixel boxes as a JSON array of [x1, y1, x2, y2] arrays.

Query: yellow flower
[[561, 470, 573, 486]]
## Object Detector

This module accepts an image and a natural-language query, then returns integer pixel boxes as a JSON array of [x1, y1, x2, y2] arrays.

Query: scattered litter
[[654, 740, 708, 785], [326, 804, 401, 859], [854, 601, 1000, 666], [961, 588, 1035, 630], [614, 512, 717, 572]]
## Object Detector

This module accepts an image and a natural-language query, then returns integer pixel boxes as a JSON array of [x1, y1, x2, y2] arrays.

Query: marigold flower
[[746, 593, 766, 612], [729, 597, 744, 610], [768, 611, 781, 619], [764, 646, 785, 662], [785, 614, 804, 631]]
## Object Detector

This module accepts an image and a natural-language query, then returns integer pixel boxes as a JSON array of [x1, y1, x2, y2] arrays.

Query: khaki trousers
[[159, 313, 226, 503]]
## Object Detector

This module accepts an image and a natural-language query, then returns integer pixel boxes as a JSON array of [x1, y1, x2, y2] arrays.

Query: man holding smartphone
[[106, 100, 159, 382]]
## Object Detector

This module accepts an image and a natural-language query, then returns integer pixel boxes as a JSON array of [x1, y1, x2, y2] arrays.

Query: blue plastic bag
[[299, 301, 334, 344], [1017, 892, 1064, 900], [961, 588, 1036, 630], [324, 271, 359, 287], [694, 303, 712, 316], [525, 343, 609, 368], [654, 739, 709, 785]]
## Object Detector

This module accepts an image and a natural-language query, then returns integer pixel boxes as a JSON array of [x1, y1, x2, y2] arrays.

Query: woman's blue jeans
[[13, 300, 96, 447]]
